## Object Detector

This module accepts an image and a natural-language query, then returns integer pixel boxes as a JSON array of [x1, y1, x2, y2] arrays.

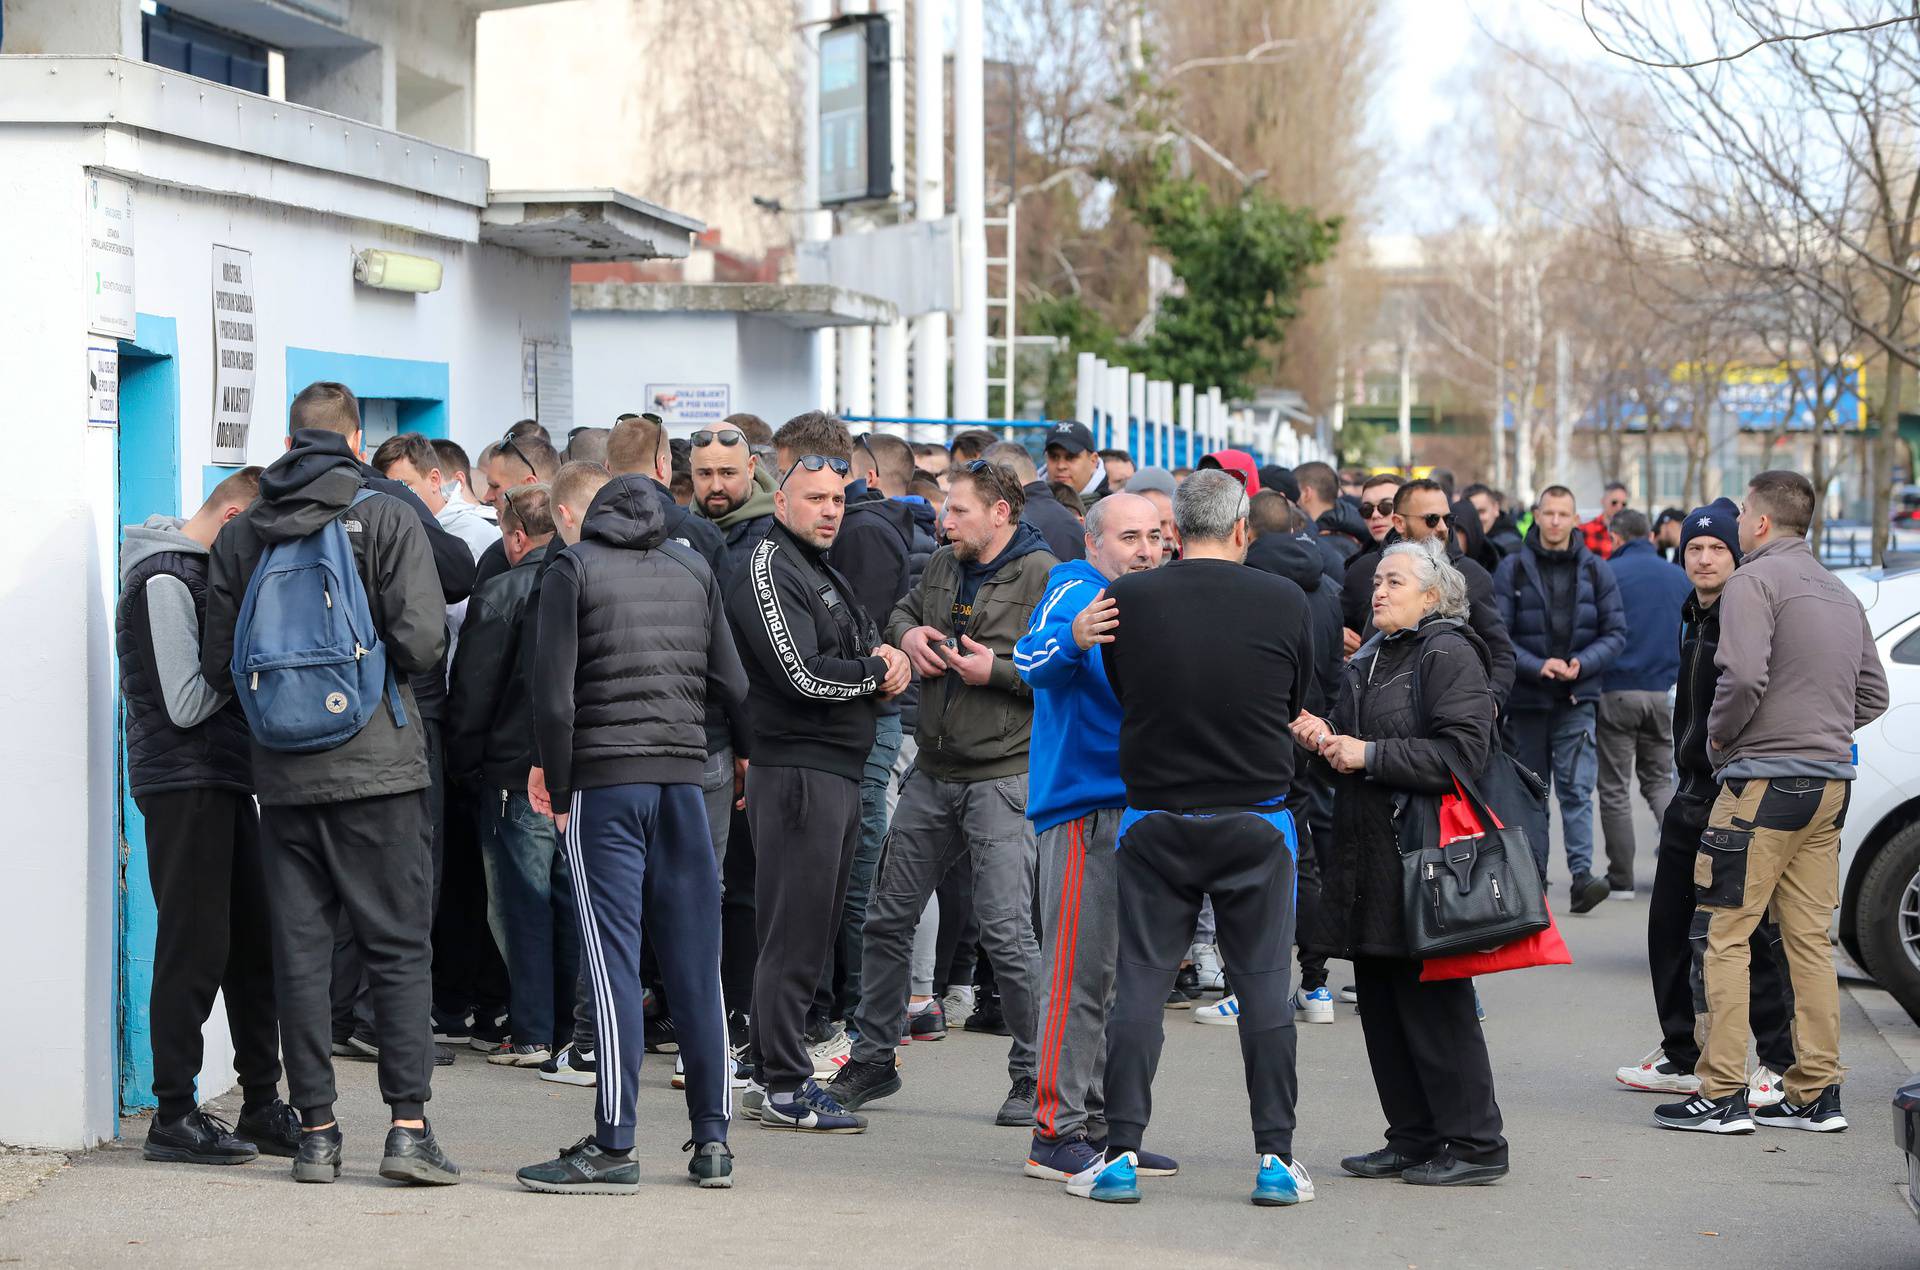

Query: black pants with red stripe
[[1034, 808, 1122, 1145]]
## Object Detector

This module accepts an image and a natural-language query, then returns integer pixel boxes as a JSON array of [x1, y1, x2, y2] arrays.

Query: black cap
[[1259, 465, 1300, 503], [1044, 421, 1095, 455], [1653, 506, 1687, 531]]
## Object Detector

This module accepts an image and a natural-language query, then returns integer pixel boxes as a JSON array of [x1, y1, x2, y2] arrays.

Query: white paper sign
[[645, 383, 731, 424], [211, 245, 256, 464], [87, 344, 118, 425], [86, 174, 136, 339]]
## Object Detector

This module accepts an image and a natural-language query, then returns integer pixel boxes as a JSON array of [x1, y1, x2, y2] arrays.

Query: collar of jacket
[[1524, 522, 1582, 563], [704, 463, 777, 530], [1741, 534, 1808, 566]]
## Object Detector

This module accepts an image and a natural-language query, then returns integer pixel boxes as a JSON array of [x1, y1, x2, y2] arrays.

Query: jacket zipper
[[1676, 609, 1706, 791]]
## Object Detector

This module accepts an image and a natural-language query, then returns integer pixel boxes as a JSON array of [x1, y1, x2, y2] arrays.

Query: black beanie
[[1678, 497, 1742, 563]]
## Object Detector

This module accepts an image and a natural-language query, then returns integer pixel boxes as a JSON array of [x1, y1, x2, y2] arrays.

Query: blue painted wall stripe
[[284, 347, 451, 438]]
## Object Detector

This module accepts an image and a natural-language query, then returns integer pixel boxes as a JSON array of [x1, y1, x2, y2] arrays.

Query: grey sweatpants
[[1596, 691, 1674, 890], [1035, 808, 1121, 1144], [852, 769, 1041, 1079]]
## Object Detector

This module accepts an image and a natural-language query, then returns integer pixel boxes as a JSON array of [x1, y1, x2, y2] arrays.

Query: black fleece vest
[[116, 550, 252, 796]]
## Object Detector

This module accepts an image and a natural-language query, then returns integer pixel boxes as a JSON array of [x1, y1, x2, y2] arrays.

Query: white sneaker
[[1615, 1048, 1701, 1094], [739, 1078, 766, 1121], [1294, 987, 1335, 1024], [1194, 995, 1241, 1025], [1337, 985, 1358, 1004], [1748, 1065, 1786, 1108], [809, 1028, 852, 1078], [1192, 944, 1227, 993], [1608, 887, 1637, 901]]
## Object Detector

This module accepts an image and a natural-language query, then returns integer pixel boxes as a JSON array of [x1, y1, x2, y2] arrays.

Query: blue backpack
[[230, 487, 407, 752]]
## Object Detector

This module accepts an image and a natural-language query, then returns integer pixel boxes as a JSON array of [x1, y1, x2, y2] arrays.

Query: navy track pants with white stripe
[[564, 783, 730, 1150]]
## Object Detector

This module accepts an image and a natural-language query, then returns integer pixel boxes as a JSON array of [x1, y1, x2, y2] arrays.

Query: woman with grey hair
[[1290, 538, 1510, 1186]]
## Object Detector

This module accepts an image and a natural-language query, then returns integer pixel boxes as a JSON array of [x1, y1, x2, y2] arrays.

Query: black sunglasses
[[690, 428, 746, 448], [1412, 512, 1454, 530], [1360, 499, 1397, 517], [781, 453, 851, 486]]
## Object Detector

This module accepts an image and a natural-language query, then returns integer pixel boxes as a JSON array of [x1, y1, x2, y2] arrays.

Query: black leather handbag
[[1400, 760, 1552, 958]]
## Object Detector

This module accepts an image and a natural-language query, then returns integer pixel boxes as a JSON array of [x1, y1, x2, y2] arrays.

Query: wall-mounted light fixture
[[353, 248, 442, 293]]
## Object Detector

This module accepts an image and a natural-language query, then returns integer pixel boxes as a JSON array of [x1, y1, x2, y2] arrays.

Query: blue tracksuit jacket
[[1014, 559, 1126, 834]]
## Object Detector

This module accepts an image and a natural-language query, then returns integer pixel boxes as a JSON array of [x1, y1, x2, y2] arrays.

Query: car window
[[1896, 625, 1920, 666]]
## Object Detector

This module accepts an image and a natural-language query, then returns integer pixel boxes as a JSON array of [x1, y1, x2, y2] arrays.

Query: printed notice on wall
[[645, 383, 731, 424], [211, 245, 256, 464], [87, 344, 119, 426], [86, 174, 136, 339], [521, 338, 574, 433]]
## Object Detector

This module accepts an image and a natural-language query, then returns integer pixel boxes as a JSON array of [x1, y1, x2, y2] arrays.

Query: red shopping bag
[[1420, 904, 1573, 981]]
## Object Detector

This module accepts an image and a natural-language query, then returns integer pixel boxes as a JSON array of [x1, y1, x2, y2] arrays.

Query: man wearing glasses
[[828, 460, 1058, 1128], [1339, 479, 1515, 709], [691, 417, 778, 579]]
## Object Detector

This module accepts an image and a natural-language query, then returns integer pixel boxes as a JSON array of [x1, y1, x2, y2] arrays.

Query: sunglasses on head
[[691, 428, 745, 448], [500, 432, 537, 475], [781, 453, 851, 486], [1360, 498, 1397, 517]]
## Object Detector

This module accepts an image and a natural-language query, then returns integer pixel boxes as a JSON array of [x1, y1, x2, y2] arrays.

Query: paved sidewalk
[[5, 848, 1917, 1267]]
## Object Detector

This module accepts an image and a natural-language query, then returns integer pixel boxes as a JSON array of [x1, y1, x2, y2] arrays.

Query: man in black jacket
[[446, 485, 574, 1070], [120, 467, 301, 1166], [1294, 461, 1371, 573], [1614, 500, 1796, 1103], [986, 440, 1086, 562], [518, 473, 749, 1194], [202, 383, 458, 1186], [1341, 480, 1516, 709], [727, 418, 910, 1132]]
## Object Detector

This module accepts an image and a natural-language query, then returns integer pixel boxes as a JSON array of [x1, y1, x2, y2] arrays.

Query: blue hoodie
[[1014, 558, 1126, 832]]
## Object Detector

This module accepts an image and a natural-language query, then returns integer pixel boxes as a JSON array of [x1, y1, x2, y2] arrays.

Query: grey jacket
[[1708, 535, 1888, 779]]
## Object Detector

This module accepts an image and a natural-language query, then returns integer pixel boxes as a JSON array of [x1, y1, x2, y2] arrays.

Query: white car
[[1836, 559, 1920, 1019]]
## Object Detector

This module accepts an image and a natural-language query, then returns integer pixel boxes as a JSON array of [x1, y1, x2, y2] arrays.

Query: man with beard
[[691, 417, 778, 579]]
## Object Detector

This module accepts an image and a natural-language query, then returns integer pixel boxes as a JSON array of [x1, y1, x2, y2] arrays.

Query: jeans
[[832, 714, 903, 1017], [1508, 702, 1600, 881], [479, 788, 578, 1051], [1596, 690, 1675, 890]]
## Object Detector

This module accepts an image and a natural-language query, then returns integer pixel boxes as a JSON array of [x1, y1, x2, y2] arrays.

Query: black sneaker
[[292, 1126, 343, 1183], [344, 1028, 380, 1060], [826, 1057, 903, 1110], [1653, 1091, 1755, 1134], [995, 1075, 1038, 1127], [1754, 1085, 1848, 1132], [234, 1100, 302, 1158], [468, 1012, 510, 1053], [1340, 1147, 1429, 1179], [1570, 873, 1611, 914], [540, 1044, 599, 1087], [685, 1138, 734, 1188], [378, 1121, 461, 1185], [1402, 1154, 1509, 1186], [964, 996, 1010, 1035], [143, 1109, 258, 1166], [1166, 967, 1202, 1009], [645, 1015, 679, 1054], [431, 1010, 472, 1045], [909, 999, 949, 1041], [433, 1043, 456, 1068], [517, 1136, 638, 1195]]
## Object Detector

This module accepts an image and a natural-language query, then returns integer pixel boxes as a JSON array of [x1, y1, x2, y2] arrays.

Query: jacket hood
[[659, 488, 705, 544], [964, 520, 1051, 581], [1357, 611, 1492, 676], [1200, 449, 1262, 494], [1523, 522, 1584, 562], [582, 473, 671, 550], [120, 515, 205, 582], [1450, 498, 1501, 572], [704, 462, 777, 530], [1318, 499, 1369, 549], [847, 484, 917, 536], [254, 429, 366, 543], [897, 495, 938, 535], [1247, 533, 1326, 590]]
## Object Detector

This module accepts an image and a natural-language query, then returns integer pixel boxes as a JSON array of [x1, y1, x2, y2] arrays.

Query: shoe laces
[[1010, 1075, 1037, 1101], [188, 1109, 238, 1136], [560, 1135, 599, 1159], [791, 1082, 851, 1116]]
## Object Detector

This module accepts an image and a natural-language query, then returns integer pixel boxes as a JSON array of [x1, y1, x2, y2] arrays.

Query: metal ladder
[[984, 203, 1017, 426]]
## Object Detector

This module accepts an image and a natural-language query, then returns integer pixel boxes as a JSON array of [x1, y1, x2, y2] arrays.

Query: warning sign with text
[[645, 383, 731, 424], [211, 245, 256, 465]]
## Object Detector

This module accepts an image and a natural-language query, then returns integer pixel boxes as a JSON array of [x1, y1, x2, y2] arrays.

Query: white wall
[[0, 124, 569, 1149], [572, 310, 818, 436]]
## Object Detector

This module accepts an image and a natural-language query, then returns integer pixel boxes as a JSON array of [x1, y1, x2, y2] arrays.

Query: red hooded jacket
[[1199, 449, 1262, 493]]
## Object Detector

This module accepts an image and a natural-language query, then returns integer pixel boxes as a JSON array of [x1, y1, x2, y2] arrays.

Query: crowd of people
[[117, 387, 1888, 1204]]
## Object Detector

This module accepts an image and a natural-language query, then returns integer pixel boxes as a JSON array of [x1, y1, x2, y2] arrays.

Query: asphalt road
[[4, 825, 1917, 1269]]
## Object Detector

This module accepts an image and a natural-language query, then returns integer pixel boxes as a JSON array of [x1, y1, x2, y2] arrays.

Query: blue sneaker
[[1251, 1154, 1315, 1206], [1066, 1151, 1139, 1203], [759, 1079, 867, 1133], [1024, 1133, 1102, 1181]]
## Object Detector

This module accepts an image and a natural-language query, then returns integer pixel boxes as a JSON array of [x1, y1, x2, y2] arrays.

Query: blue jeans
[[826, 713, 904, 1019], [1508, 702, 1600, 882], [479, 787, 578, 1050]]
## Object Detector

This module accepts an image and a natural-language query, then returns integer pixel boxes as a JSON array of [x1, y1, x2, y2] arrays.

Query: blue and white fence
[[1071, 352, 1326, 469]]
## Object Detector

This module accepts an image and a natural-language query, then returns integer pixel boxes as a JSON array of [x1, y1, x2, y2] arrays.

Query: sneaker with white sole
[[1616, 1048, 1701, 1094], [809, 1028, 852, 1078], [488, 1042, 551, 1068], [1294, 987, 1334, 1024], [1608, 887, 1637, 901], [539, 1044, 597, 1087], [1754, 1085, 1846, 1132], [739, 1078, 767, 1121], [1192, 944, 1227, 993], [1066, 1151, 1139, 1203], [942, 985, 976, 1029], [1194, 995, 1241, 1025], [1338, 985, 1358, 1004], [1252, 1154, 1315, 1206], [760, 1079, 866, 1133], [1653, 1091, 1755, 1134], [1747, 1065, 1786, 1108]]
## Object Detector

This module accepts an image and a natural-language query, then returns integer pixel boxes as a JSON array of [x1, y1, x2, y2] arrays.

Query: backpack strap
[[347, 486, 409, 730]]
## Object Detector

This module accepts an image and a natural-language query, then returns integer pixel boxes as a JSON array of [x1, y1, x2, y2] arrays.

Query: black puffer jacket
[[118, 519, 251, 797], [895, 497, 939, 736], [832, 484, 915, 721], [202, 431, 446, 806], [532, 475, 748, 805], [1308, 616, 1496, 960], [1316, 500, 1370, 564], [1246, 532, 1343, 716], [446, 542, 547, 788]]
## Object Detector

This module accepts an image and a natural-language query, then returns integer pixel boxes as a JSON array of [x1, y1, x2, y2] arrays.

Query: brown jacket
[[1708, 535, 1888, 779]]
